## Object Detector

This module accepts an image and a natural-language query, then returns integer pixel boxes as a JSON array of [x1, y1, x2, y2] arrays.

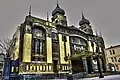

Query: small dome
[[52, 4, 65, 16], [79, 12, 90, 26]]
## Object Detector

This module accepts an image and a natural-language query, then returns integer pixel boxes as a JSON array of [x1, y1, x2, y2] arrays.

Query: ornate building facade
[[9, 3, 106, 79]]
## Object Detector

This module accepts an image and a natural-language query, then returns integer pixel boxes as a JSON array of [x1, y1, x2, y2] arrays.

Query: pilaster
[[82, 57, 88, 73], [58, 34, 68, 64], [22, 33, 32, 62], [46, 37, 52, 63]]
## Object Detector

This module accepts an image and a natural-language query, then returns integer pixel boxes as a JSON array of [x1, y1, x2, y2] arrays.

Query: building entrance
[[71, 60, 84, 73]]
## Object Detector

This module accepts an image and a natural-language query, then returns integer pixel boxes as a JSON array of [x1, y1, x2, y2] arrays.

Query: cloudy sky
[[0, 0, 120, 48]]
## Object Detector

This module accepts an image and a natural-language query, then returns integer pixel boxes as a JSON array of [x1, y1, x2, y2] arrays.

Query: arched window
[[31, 27, 45, 61], [70, 37, 87, 55]]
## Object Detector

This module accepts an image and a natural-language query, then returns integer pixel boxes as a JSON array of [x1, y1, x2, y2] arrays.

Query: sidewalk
[[79, 74, 120, 80]]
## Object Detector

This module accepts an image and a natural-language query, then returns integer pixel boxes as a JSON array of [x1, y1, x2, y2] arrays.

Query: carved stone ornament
[[46, 27, 52, 37], [25, 25, 31, 33]]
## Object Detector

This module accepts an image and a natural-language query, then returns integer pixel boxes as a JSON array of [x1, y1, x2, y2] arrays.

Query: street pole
[[95, 46, 104, 78], [94, 34, 104, 78], [96, 58, 104, 78]]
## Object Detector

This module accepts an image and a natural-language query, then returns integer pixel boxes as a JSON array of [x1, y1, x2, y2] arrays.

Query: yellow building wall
[[88, 41, 97, 53], [46, 37, 52, 63], [23, 33, 32, 62], [59, 34, 69, 64], [66, 36, 71, 57], [14, 38, 20, 60], [88, 41, 93, 52], [11, 28, 20, 60]]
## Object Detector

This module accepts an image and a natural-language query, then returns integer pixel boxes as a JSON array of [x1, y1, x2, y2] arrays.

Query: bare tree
[[0, 38, 16, 57]]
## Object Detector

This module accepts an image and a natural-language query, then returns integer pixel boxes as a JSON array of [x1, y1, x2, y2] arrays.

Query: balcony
[[19, 62, 53, 74]]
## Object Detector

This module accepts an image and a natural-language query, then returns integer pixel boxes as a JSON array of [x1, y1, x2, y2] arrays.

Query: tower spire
[[81, 12, 85, 19], [96, 30, 98, 36], [57, 0, 59, 7], [46, 12, 50, 26], [99, 31, 102, 37], [47, 12, 49, 21], [57, 0, 58, 4], [29, 6, 31, 16]]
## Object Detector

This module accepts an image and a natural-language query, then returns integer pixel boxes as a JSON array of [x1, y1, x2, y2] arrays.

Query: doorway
[[71, 60, 84, 73], [53, 60, 58, 73]]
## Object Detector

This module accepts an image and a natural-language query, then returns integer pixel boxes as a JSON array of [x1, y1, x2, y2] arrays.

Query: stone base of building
[[9, 72, 87, 80]]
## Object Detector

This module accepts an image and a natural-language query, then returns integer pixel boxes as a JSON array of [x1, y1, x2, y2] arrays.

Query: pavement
[[52, 74, 120, 80], [79, 74, 120, 80]]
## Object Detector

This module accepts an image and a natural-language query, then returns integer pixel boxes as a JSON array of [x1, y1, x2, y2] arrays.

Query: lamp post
[[92, 35, 104, 78], [93, 52, 104, 78]]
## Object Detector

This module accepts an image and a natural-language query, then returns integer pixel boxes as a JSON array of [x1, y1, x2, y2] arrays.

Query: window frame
[[31, 27, 46, 62]]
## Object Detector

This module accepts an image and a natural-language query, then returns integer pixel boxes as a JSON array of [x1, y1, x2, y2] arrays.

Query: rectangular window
[[111, 57, 114, 62], [40, 40, 43, 54], [42, 41, 45, 55], [109, 50, 112, 55], [52, 33, 58, 40], [116, 64, 119, 70], [32, 38, 45, 56], [32, 38, 35, 53], [114, 57, 117, 62], [113, 50, 115, 54], [118, 58, 120, 62], [52, 42, 58, 53], [36, 39, 40, 54], [12, 67, 14, 72]]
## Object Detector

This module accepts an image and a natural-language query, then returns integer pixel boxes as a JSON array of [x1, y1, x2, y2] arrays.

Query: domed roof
[[79, 12, 90, 26], [52, 4, 65, 16]]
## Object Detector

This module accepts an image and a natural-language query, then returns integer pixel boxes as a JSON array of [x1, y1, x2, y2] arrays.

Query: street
[[80, 74, 120, 80]]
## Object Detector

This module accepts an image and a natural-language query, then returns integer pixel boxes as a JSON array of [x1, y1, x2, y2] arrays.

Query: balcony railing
[[19, 62, 53, 74]]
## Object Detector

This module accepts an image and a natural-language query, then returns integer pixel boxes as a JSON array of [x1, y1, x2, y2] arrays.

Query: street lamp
[[92, 45, 104, 78], [93, 52, 104, 78], [91, 36, 104, 78]]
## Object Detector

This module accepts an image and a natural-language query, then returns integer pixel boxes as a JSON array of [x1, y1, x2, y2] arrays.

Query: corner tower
[[51, 2, 67, 26], [79, 12, 93, 35]]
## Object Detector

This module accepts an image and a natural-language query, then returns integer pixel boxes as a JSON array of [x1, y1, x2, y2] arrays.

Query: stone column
[[82, 57, 88, 73]]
